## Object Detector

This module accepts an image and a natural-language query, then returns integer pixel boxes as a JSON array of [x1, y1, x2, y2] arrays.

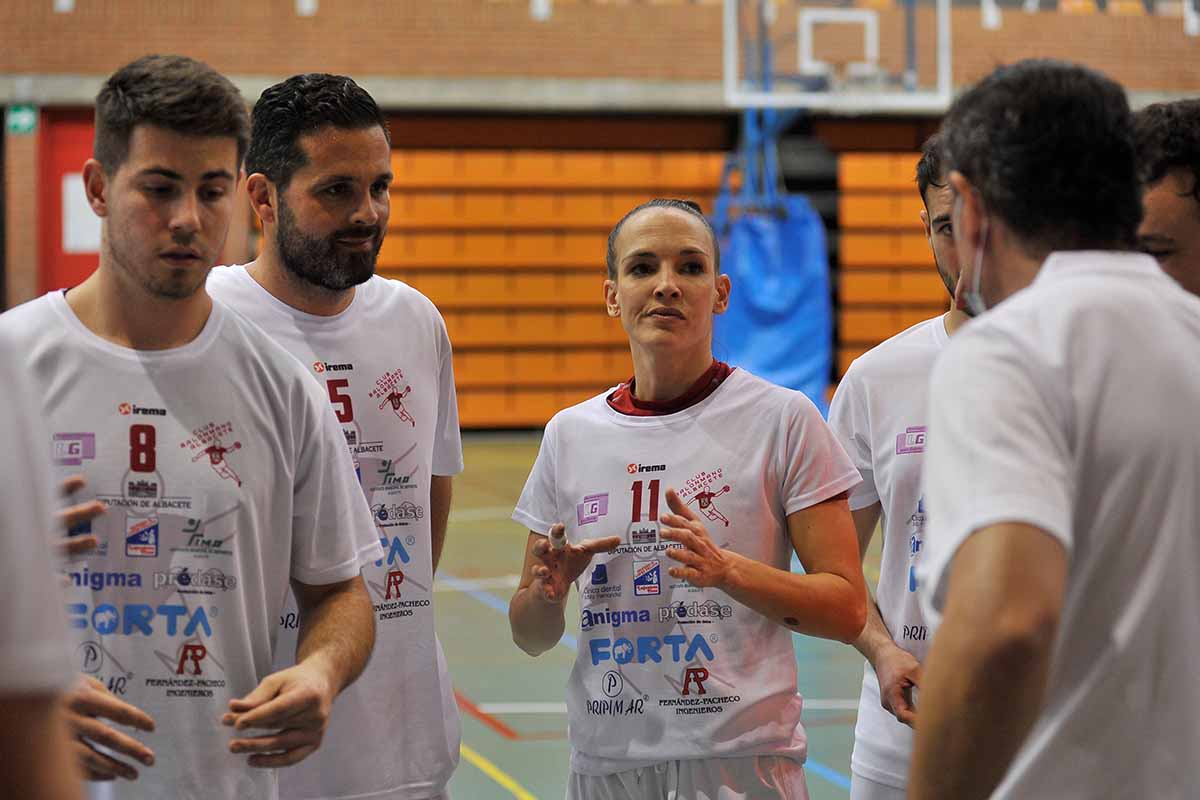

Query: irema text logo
[[117, 402, 166, 416], [313, 361, 354, 373], [67, 603, 213, 637], [588, 633, 715, 666], [627, 463, 667, 474]]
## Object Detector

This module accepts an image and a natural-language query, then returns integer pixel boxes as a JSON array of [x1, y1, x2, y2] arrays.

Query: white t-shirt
[[828, 315, 947, 789], [0, 291, 382, 800], [0, 337, 73, 693], [918, 252, 1200, 798], [513, 368, 861, 776], [208, 265, 464, 800]]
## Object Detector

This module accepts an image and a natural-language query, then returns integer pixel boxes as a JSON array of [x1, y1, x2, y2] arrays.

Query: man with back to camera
[[207, 72, 464, 800], [0, 336, 84, 800], [0, 54, 382, 799], [827, 132, 971, 800], [1133, 99, 1200, 296], [910, 59, 1200, 799]]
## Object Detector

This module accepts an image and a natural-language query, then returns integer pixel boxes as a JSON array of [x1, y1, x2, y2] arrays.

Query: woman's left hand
[[660, 488, 740, 589]]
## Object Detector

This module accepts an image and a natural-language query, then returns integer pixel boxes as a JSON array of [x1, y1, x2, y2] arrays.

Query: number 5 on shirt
[[326, 379, 354, 423]]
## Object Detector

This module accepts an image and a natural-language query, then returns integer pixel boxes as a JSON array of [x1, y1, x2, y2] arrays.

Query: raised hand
[[529, 524, 621, 603], [659, 488, 737, 589]]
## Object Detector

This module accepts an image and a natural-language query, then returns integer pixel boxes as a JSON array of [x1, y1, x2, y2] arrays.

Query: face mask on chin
[[954, 194, 990, 316]]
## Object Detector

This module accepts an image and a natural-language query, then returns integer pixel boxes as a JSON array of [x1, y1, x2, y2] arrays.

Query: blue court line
[[438, 572, 577, 650], [439, 570, 849, 794], [804, 759, 853, 792]]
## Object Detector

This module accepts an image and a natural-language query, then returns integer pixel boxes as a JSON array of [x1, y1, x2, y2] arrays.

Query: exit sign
[[5, 104, 37, 135]]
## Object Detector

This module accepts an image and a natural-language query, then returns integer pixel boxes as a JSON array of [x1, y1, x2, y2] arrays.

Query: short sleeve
[[0, 346, 73, 692], [512, 418, 560, 536], [828, 368, 880, 511], [779, 390, 863, 515], [289, 378, 384, 584], [430, 309, 464, 477], [917, 328, 1073, 618]]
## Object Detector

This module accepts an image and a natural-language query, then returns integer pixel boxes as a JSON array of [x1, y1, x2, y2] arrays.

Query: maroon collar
[[606, 360, 734, 417]]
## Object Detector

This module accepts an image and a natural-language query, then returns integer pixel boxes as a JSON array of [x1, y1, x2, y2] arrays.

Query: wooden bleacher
[[381, 149, 724, 427], [836, 152, 947, 376]]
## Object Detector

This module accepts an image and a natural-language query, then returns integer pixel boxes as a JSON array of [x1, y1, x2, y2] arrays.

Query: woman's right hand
[[529, 524, 621, 603]]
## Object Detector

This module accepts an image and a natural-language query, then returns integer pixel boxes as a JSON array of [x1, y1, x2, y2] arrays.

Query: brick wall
[[3, 125, 37, 306], [2, 1, 1198, 94]]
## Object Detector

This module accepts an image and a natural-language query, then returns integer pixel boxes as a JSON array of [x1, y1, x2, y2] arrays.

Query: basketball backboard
[[723, 0, 953, 113]]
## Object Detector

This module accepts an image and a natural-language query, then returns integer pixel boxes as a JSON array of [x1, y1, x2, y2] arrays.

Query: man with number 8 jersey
[[509, 199, 868, 799], [0, 56, 381, 800]]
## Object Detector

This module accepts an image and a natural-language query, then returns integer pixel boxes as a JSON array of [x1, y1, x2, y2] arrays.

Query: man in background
[[208, 72, 464, 800], [1134, 98, 1200, 295], [829, 133, 970, 800]]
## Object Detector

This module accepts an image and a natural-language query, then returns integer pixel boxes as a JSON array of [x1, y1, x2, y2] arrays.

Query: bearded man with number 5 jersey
[[509, 199, 867, 800], [208, 73, 464, 800], [0, 56, 381, 800]]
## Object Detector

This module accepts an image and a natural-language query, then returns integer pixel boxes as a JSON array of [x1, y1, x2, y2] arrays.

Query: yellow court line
[[460, 743, 539, 800]]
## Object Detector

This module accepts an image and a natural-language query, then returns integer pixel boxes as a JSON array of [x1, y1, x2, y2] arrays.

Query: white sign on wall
[[62, 173, 101, 254]]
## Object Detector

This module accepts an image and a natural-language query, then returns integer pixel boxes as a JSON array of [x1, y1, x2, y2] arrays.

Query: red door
[[39, 109, 98, 293]]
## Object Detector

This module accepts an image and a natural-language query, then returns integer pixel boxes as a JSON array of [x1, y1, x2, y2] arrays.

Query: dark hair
[[915, 133, 947, 207], [605, 199, 720, 280], [940, 59, 1142, 254], [246, 73, 390, 189], [94, 54, 249, 173], [1133, 99, 1200, 203]]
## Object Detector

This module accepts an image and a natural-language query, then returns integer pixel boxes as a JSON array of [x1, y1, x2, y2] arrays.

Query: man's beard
[[276, 198, 381, 292], [935, 258, 975, 318]]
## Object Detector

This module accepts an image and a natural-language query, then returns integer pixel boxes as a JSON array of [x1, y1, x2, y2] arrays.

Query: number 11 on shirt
[[631, 480, 660, 522]]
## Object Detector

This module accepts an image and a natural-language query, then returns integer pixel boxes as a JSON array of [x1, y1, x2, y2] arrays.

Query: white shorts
[[849, 773, 905, 800], [567, 756, 809, 800]]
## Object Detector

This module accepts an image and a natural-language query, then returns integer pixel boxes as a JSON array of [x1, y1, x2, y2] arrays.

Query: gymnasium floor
[[436, 432, 882, 800]]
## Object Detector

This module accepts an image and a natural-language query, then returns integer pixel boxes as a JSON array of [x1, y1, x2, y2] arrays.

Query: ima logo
[[176, 643, 207, 675], [627, 463, 666, 474], [682, 667, 709, 696]]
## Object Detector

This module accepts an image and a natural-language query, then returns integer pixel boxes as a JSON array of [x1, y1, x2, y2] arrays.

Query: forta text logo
[[67, 602, 213, 637], [588, 633, 715, 666]]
